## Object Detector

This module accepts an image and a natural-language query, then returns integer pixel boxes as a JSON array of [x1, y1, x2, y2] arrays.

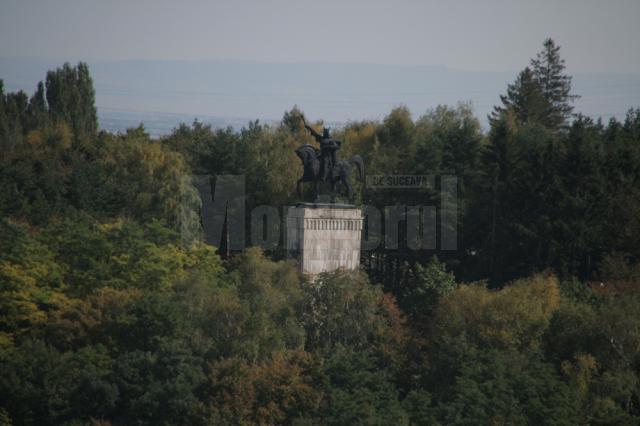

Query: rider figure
[[302, 117, 342, 183]]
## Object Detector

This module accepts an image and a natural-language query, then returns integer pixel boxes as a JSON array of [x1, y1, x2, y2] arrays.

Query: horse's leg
[[330, 165, 341, 192], [345, 178, 353, 203]]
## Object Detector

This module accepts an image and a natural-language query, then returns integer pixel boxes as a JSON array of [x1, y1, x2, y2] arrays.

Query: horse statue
[[295, 144, 364, 203]]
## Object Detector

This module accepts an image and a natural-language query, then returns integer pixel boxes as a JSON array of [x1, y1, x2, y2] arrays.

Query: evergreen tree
[[531, 38, 579, 130], [491, 67, 548, 126], [492, 39, 578, 132]]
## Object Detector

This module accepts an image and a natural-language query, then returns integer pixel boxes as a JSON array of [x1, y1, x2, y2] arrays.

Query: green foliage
[[320, 347, 408, 425], [437, 349, 580, 425], [400, 255, 456, 321], [531, 39, 579, 130], [2, 47, 640, 425], [113, 339, 205, 425], [302, 270, 387, 355], [0, 340, 116, 425], [45, 62, 97, 140], [492, 38, 577, 131], [95, 132, 193, 224], [492, 67, 549, 126], [375, 106, 416, 173], [431, 274, 560, 354]]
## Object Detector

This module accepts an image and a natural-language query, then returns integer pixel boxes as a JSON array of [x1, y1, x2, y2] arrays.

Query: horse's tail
[[349, 155, 364, 181]]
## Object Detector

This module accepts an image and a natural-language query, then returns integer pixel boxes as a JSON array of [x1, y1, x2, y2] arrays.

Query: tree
[[400, 256, 455, 321], [301, 270, 386, 355], [0, 340, 117, 425], [280, 105, 306, 134], [491, 39, 578, 132], [26, 82, 48, 130], [0, 88, 28, 153], [491, 67, 549, 126], [45, 62, 97, 140], [202, 350, 324, 424], [96, 132, 193, 224], [321, 346, 409, 425], [113, 339, 205, 425], [531, 38, 578, 130], [436, 349, 580, 425], [375, 106, 416, 173]]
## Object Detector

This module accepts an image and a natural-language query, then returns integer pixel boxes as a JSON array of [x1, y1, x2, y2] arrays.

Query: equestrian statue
[[295, 115, 364, 203]]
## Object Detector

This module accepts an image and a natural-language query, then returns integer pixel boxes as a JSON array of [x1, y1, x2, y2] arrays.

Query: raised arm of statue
[[304, 123, 322, 141], [301, 116, 322, 140]]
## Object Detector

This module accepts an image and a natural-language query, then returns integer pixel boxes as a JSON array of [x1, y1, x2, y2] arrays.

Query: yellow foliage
[[479, 274, 560, 350], [432, 284, 490, 337], [46, 121, 73, 150], [88, 287, 141, 317], [25, 130, 44, 148], [204, 350, 322, 425], [0, 261, 50, 335], [561, 353, 598, 398], [433, 273, 561, 351]]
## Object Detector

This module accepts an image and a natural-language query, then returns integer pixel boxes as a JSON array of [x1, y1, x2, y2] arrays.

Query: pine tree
[[530, 38, 579, 130], [492, 39, 578, 132], [491, 67, 548, 126]]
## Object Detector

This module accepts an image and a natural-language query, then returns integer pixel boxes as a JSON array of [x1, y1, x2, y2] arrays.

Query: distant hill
[[2, 57, 639, 136]]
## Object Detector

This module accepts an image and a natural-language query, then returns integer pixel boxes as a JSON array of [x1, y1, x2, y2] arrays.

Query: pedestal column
[[286, 203, 363, 276]]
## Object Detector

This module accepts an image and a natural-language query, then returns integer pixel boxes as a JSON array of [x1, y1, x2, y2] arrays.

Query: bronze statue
[[296, 116, 364, 203], [302, 117, 341, 183]]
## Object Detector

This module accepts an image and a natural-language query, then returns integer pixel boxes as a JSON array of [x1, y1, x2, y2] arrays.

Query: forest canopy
[[1, 39, 640, 425]]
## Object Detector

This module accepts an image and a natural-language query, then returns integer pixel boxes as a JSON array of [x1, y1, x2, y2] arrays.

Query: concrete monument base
[[286, 203, 363, 276]]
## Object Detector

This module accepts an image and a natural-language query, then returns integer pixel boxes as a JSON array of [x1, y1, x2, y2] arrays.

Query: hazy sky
[[1, 0, 639, 73]]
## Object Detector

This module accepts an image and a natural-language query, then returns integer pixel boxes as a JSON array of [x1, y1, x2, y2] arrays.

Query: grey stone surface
[[286, 205, 363, 276]]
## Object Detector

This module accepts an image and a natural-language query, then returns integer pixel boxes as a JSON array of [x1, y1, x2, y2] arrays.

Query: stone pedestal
[[286, 203, 363, 276]]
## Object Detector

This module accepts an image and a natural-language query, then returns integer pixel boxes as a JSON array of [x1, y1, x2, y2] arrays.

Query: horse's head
[[295, 144, 318, 164]]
